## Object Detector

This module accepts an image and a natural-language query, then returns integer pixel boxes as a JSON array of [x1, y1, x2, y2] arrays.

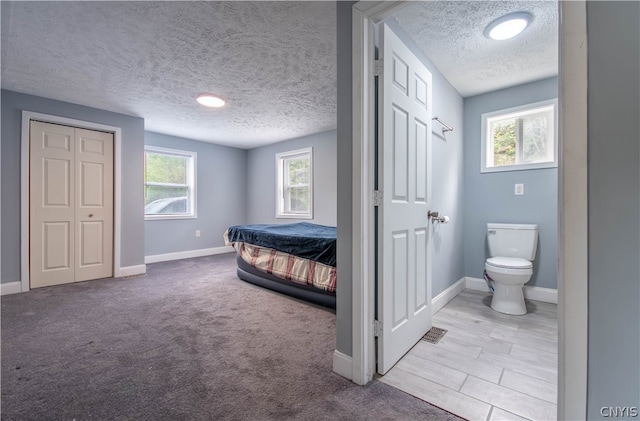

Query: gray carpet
[[1, 253, 462, 421]]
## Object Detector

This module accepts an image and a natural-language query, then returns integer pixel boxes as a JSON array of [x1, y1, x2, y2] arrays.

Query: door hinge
[[374, 319, 383, 337], [373, 59, 383, 77], [373, 190, 383, 207]]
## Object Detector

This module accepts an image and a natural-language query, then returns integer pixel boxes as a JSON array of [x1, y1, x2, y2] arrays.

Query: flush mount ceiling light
[[484, 12, 533, 41], [196, 93, 226, 108]]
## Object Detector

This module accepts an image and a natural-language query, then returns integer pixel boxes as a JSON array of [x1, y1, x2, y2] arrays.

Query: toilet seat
[[486, 256, 532, 270]]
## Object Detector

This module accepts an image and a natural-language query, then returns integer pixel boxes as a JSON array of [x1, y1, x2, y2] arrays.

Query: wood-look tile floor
[[380, 289, 558, 421]]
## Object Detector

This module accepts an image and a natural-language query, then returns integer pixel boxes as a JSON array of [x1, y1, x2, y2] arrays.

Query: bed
[[224, 222, 336, 308]]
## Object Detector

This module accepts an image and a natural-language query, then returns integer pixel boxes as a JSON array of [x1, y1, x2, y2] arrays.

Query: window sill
[[145, 214, 197, 221], [276, 213, 313, 220], [481, 161, 558, 173]]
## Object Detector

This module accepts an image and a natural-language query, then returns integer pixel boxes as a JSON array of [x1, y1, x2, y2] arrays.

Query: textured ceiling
[[1, 1, 337, 149], [392, 0, 558, 98], [2, 1, 558, 149]]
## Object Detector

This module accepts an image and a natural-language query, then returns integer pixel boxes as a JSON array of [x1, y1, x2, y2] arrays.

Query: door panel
[[377, 23, 433, 374], [30, 121, 76, 287], [75, 128, 113, 282]]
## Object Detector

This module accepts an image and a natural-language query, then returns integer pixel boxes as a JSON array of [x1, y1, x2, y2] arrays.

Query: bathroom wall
[[463, 77, 559, 290]]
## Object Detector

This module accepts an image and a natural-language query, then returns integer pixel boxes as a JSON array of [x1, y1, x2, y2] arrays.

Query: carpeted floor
[[1, 253, 462, 420]]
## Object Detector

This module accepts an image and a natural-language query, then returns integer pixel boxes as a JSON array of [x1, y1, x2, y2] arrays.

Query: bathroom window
[[481, 99, 557, 172], [144, 145, 196, 219], [276, 147, 313, 219]]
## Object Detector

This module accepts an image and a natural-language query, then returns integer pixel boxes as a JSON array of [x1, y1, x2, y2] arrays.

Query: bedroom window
[[481, 99, 557, 172], [276, 147, 313, 219], [144, 146, 196, 219]]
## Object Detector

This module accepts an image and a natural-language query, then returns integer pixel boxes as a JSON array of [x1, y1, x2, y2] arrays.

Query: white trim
[[145, 246, 234, 264], [558, 1, 588, 419], [1, 282, 23, 296], [465, 277, 558, 304], [432, 278, 466, 315], [332, 350, 353, 380], [117, 264, 147, 278], [20, 111, 124, 288]]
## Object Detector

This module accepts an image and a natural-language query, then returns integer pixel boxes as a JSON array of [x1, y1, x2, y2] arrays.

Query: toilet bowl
[[485, 223, 538, 315], [485, 257, 532, 315]]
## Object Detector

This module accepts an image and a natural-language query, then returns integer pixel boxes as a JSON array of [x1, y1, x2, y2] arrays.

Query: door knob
[[428, 210, 439, 219], [88, 213, 94, 218]]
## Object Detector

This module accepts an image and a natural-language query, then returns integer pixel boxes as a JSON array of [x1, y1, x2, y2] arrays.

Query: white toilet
[[484, 223, 538, 315]]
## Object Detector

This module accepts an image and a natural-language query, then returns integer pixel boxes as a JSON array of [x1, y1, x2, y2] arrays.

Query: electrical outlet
[[515, 184, 524, 196], [195, 230, 201, 237]]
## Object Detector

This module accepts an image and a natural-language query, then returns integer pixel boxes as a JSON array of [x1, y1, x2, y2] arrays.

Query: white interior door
[[30, 121, 113, 288], [377, 23, 433, 375]]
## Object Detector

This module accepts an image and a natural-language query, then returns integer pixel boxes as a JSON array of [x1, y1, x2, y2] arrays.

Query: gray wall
[[386, 19, 466, 298], [586, 2, 640, 418], [1, 89, 146, 283], [144, 132, 247, 257], [336, 1, 356, 356], [463, 78, 559, 289], [246, 130, 337, 226]]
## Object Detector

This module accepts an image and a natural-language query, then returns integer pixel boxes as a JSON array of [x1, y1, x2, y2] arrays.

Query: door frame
[[20, 111, 123, 292], [350, 1, 588, 420]]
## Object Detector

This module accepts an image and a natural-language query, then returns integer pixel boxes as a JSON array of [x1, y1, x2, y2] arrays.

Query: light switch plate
[[515, 184, 524, 195]]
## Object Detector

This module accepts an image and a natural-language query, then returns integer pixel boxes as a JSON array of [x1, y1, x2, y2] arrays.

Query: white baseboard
[[117, 264, 147, 278], [145, 246, 234, 264], [432, 277, 466, 315], [0, 281, 23, 296], [465, 277, 558, 304], [332, 350, 353, 380]]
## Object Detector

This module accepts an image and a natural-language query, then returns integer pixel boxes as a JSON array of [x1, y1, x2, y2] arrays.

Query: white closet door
[[30, 121, 113, 288]]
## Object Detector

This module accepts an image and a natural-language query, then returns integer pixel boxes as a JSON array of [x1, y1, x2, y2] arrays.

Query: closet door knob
[[88, 213, 94, 218]]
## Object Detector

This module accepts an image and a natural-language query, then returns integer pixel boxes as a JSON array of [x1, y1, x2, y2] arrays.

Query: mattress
[[228, 241, 336, 294], [225, 222, 336, 267]]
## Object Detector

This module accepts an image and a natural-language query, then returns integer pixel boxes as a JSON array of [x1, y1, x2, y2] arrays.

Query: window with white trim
[[481, 99, 558, 172], [144, 146, 196, 219], [276, 147, 313, 219]]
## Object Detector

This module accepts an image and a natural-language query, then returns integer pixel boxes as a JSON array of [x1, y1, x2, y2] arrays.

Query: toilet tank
[[487, 223, 538, 261]]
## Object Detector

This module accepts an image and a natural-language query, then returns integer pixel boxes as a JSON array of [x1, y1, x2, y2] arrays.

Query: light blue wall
[[586, 1, 639, 418], [386, 19, 466, 298], [246, 130, 337, 226], [463, 78, 559, 289], [1, 89, 146, 283], [144, 132, 247, 257]]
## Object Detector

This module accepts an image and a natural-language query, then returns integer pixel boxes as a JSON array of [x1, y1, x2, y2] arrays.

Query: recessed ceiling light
[[484, 12, 533, 41], [196, 93, 226, 108]]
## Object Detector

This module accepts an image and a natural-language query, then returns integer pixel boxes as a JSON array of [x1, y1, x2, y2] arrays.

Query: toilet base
[[490, 283, 527, 315]]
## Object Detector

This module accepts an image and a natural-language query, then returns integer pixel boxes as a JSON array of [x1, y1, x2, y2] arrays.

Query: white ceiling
[[392, 1, 558, 98], [1, 1, 558, 149]]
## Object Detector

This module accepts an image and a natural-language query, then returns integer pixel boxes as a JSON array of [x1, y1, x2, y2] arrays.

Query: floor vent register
[[421, 326, 448, 344]]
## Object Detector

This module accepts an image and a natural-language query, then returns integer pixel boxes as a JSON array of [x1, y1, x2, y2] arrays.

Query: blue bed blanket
[[226, 222, 337, 267]]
